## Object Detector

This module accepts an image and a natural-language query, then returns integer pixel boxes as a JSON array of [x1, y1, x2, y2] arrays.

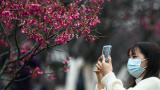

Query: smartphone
[[102, 45, 112, 62]]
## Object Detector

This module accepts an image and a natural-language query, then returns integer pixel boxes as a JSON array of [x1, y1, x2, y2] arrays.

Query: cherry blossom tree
[[0, 0, 108, 89]]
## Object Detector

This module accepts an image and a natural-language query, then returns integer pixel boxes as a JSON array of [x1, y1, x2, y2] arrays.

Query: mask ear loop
[[141, 58, 148, 61], [143, 66, 147, 69], [142, 58, 148, 69]]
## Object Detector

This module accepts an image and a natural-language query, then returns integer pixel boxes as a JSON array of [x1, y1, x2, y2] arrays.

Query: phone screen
[[102, 45, 112, 62]]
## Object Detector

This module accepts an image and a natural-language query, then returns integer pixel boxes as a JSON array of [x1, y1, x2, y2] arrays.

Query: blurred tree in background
[[62, 0, 160, 89]]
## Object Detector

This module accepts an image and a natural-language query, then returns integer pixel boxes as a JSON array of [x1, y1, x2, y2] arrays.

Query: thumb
[[108, 56, 112, 64], [102, 55, 105, 63]]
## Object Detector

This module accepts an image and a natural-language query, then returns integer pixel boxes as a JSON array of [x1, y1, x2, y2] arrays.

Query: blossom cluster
[[0, 38, 9, 47], [48, 75, 57, 80], [30, 67, 43, 78], [63, 57, 71, 64], [140, 17, 160, 35], [0, 0, 107, 80], [0, 0, 104, 46]]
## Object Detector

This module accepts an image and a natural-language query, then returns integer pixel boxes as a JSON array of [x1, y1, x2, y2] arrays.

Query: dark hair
[[127, 42, 160, 88]]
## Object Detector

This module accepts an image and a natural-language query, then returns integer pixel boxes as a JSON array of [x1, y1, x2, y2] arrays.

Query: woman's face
[[128, 48, 148, 68]]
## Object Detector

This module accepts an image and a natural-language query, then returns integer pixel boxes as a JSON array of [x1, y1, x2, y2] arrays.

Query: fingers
[[108, 55, 112, 64], [97, 56, 101, 62], [98, 61, 101, 66], [96, 64, 101, 69], [102, 55, 105, 63], [93, 70, 100, 73]]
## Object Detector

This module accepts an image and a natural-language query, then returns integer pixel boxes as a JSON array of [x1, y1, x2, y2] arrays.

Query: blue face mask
[[127, 58, 147, 78]]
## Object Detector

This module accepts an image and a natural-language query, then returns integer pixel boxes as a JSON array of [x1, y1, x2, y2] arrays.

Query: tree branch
[[0, 75, 32, 82], [2, 58, 33, 90], [1, 32, 76, 89], [0, 60, 9, 78], [0, 37, 29, 58], [14, 21, 21, 70], [0, 21, 12, 78], [2, 44, 45, 90], [14, 22, 20, 59], [8, 42, 38, 63], [0, 21, 11, 59]]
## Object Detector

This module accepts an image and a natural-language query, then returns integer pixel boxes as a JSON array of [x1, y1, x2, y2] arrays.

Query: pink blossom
[[55, 33, 71, 44], [36, 37, 44, 43], [6, 24, 13, 29], [86, 8, 94, 12], [55, 25, 61, 30], [155, 22, 160, 35], [29, 19, 37, 25], [21, 41, 33, 51], [44, 28, 50, 32], [47, 52, 50, 56], [23, 55, 30, 61], [81, 28, 91, 37], [35, 67, 40, 71], [21, 50, 28, 54], [89, 17, 101, 27], [53, 2, 57, 8], [31, 4, 41, 7], [10, 74, 14, 77], [76, 35, 78, 39], [23, 11, 30, 17], [21, 28, 28, 33], [17, 74, 20, 78], [55, 39, 63, 44], [73, 12, 80, 19], [7, 69, 11, 73], [62, 14, 67, 19], [0, 57, 2, 60], [64, 68, 69, 72], [31, 67, 43, 79], [89, 0, 96, 2], [48, 76, 57, 80], [156, 22, 160, 30], [37, 71, 43, 75], [4, 42, 9, 47], [68, 16, 74, 21], [101, 0, 104, 3], [76, 0, 82, 3], [44, 16, 49, 22], [140, 18, 146, 25], [63, 60, 69, 64], [74, 22, 80, 27], [32, 74, 38, 78], [2, 11, 12, 16], [1, 39, 4, 42], [68, 57, 71, 61], [81, 5, 86, 10], [89, 37, 95, 42]]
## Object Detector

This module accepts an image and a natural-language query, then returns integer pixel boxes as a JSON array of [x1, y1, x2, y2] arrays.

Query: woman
[[94, 42, 160, 90]]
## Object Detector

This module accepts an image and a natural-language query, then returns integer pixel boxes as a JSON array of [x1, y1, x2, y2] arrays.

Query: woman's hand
[[94, 57, 104, 82], [93, 57, 104, 89], [96, 55, 113, 76]]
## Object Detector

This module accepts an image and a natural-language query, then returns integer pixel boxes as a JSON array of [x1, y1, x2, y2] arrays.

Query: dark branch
[[14, 21, 20, 70], [0, 75, 32, 82]]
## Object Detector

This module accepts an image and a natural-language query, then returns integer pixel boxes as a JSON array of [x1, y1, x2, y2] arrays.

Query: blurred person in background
[[94, 42, 160, 90]]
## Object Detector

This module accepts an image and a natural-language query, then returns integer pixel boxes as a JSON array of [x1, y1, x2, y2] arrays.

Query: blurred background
[[1, 0, 160, 90]]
